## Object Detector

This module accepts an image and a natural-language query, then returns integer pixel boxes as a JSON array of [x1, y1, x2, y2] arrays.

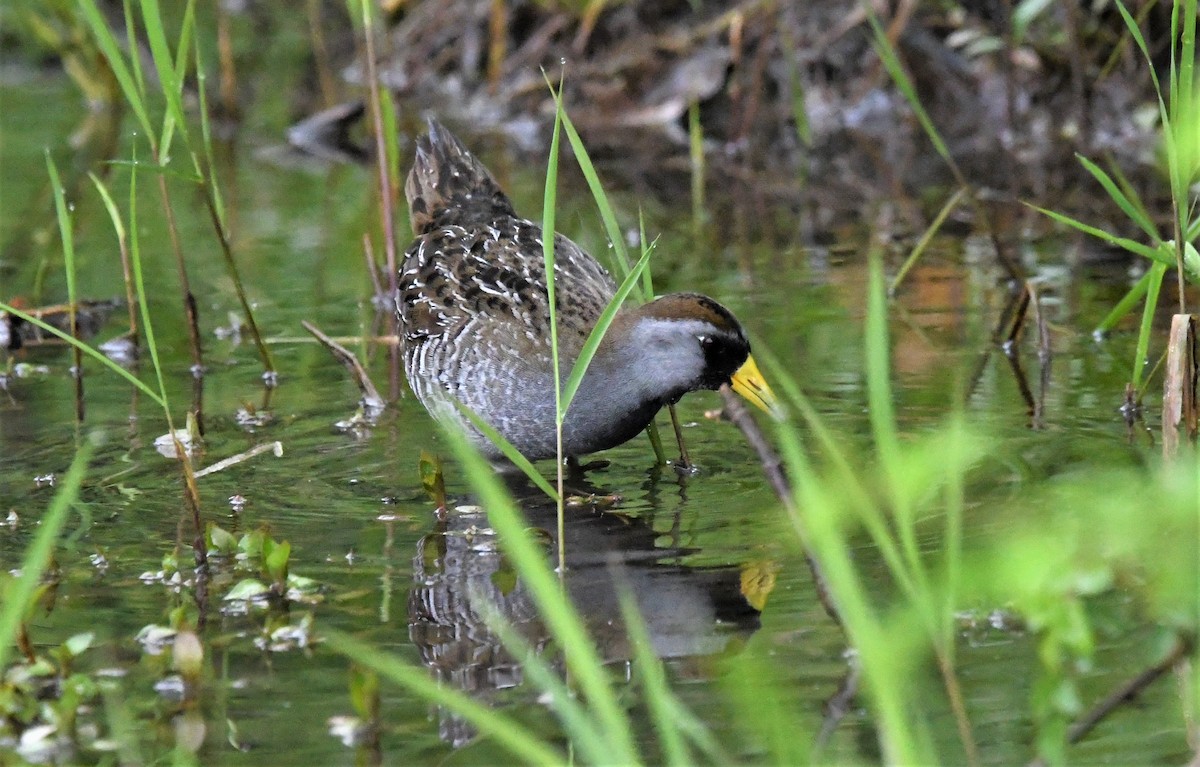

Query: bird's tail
[[405, 119, 514, 234]]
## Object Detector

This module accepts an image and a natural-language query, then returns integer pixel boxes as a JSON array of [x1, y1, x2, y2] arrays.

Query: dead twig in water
[[1029, 283, 1051, 430], [194, 441, 283, 479], [1162, 314, 1198, 458], [302, 320, 386, 413], [1027, 634, 1193, 767], [718, 384, 841, 627]]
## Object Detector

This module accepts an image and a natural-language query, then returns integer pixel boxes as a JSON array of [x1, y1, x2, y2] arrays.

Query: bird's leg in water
[[668, 404, 693, 471]]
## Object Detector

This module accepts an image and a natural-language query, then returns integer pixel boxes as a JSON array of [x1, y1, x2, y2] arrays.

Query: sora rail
[[398, 120, 776, 461]]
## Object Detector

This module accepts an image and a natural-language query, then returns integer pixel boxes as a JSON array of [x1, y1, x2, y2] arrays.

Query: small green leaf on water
[[207, 522, 237, 555], [239, 529, 265, 558], [62, 632, 95, 657], [224, 579, 270, 601], [418, 450, 447, 510], [264, 539, 291, 584]]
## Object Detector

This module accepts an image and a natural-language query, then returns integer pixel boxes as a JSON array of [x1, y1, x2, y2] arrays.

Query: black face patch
[[699, 331, 750, 390]]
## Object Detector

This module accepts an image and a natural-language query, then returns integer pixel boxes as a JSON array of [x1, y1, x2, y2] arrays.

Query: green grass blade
[[548, 83, 635, 282], [615, 578, 692, 767], [45, 152, 78, 319], [0, 435, 96, 670], [0, 303, 165, 408], [1115, 0, 1169, 120], [637, 208, 657, 299], [324, 630, 563, 766], [194, 40, 226, 231], [543, 93, 564, 421], [46, 151, 84, 418], [867, 248, 930, 600], [773, 421, 931, 764], [140, 0, 194, 155], [688, 98, 705, 232], [1093, 269, 1153, 334], [481, 605, 611, 763], [866, 12, 955, 169], [1132, 262, 1168, 389], [752, 337, 919, 600], [128, 150, 173, 416], [76, 0, 153, 137], [891, 186, 967, 295], [87, 174, 127, 244], [1076, 155, 1160, 240], [451, 399, 560, 501], [1028, 205, 1167, 262], [865, 247, 900, 491], [438, 423, 640, 764], [561, 244, 654, 415], [1174, 0, 1197, 117]]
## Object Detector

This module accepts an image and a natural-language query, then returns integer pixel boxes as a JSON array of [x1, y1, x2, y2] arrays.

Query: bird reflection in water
[[407, 470, 762, 747]]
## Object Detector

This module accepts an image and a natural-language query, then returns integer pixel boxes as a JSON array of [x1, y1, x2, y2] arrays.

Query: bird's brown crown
[[637, 293, 746, 337]]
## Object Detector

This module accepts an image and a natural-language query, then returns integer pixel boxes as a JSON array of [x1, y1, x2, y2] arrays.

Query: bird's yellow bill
[[730, 355, 780, 417]]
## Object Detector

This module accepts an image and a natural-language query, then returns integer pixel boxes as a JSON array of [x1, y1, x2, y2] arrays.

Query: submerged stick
[[1026, 634, 1192, 767], [302, 320, 386, 412], [718, 384, 841, 627], [194, 441, 283, 479]]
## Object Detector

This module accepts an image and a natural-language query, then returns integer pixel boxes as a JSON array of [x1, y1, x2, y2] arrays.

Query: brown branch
[[302, 320, 386, 412], [719, 384, 842, 627]]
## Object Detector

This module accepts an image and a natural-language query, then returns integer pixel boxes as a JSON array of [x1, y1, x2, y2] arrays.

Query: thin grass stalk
[[614, 576, 692, 767], [452, 399, 560, 501], [128, 155, 206, 581], [141, 0, 196, 158], [1094, 270, 1154, 336], [542, 98, 568, 575], [480, 604, 612, 763], [1134, 262, 1169, 392], [1105, 156, 1159, 236], [0, 435, 95, 670], [0, 305, 164, 407], [688, 98, 705, 234], [358, 0, 403, 398], [637, 212, 667, 464], [78, 0, 152, 137], [549, 82, 637, 283], [128, 149, 172, 415], [1076, 155, 1159, 239], [873, 248, 976, 758], [773, 421, 930, 763], [1169, 0, 1197, 311], [890, 186, 968, 295], [193, 42, 276, 378], [88, 173, 139, 347], [864, 4, 1023, 281], [1031, 205, 1166, 262], [439, 423, 640, 763], [46, 153, 85, 423], [358, 0, 398, 296], [561, 245, 654, 413], [752, 339, 918, 599], [937, 419, 978, 766], [325, 631, 564, 765], [866, 248, 921, 575]]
